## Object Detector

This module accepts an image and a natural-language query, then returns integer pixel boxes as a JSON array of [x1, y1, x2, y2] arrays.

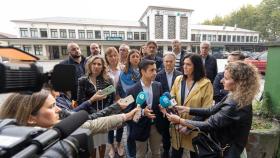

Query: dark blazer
[[186, 97, 252, 158], [176, 49, 187, 72], [204, 55, 218, 83], [125, 81, 164, 141], [213, 72, 228, 103], [155, 69, 182, 93]]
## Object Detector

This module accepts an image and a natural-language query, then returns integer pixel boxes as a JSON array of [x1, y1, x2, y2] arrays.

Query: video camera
[[0, 56, 92, 158]]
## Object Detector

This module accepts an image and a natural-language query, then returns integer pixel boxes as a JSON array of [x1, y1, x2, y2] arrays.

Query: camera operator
[[0, 89, 138, 134]]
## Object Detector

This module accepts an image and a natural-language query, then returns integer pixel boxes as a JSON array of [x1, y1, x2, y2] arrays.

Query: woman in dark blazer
[[166, 61, 260, 158]]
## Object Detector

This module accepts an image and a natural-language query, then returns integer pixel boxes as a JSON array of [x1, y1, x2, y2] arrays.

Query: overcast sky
[[0, 0, 262, 34]]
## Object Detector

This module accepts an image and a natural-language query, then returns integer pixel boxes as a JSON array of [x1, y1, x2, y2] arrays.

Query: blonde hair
[[225, 61, 260, 108], [104, 47, 120, 66], [85, 55, 110, 80], [0, 90, 50, 126]]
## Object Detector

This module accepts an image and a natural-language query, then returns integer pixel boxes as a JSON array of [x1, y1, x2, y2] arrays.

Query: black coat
[[125, 81, 165, 141], [186, 97, 252, 158], [155, 69, 182, 93], [204, 55, 218, 83]]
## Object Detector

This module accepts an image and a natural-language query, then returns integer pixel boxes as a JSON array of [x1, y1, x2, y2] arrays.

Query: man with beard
[[60, 42, 86, 100], [172, 39, 187, 72], [88, 43, 101, 58], [143, 41, 163, 72]]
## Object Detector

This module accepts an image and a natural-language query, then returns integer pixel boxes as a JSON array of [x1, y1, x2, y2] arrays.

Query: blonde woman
[[77, 55, 114, 158], [167, 61, 260, 157]]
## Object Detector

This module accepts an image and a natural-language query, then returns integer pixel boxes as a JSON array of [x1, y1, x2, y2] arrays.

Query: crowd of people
[[0, 39, 260, 158]]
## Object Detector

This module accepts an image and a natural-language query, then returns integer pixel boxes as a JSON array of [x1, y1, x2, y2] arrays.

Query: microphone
[[133, 92, 147, 122], [12, 110, 89, 158], [159, 92, 178, 114]]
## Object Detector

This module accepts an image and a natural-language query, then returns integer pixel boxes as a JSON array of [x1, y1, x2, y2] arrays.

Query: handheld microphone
[[159, 92, 178, 114], [133, 92, 147, 122], [12, 110, 89, 158], [162, 92, 177, 107]]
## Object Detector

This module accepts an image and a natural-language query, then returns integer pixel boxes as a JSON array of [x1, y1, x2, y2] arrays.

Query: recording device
[[118, 95, 135, 105], [159, 92, 178, 114], [133, 92, 147, 122], [0, 111, 89, 158], [100, 85, 116, 96], [0, 62, 76, 93]]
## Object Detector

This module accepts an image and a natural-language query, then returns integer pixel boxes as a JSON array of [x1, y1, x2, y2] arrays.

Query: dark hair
[[183, 53, 206, 82], [145, 40, 158, 48], [124, 49, 141, 73], [139, 59, 155, 76]]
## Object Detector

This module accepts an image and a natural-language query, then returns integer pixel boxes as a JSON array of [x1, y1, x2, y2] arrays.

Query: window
[[232, 35, 236, 42], [95, 30, 101, 39], [87, 30, 93, 39], [119, 31, 125, 40], [134, 32, 139, 40], [212, 35, 216, 41], [241, 36, 245, 42], [20, 28, 28, 37], [23, 45, 32, 53], [227, 35, 231, 42], [40, 28, 48, 38], [51, 29, 58, 38], [111, 31, 117, 37], [254, 36, 258, 42], [222, 35, 226, 42], [127, 32, 133, 40], [141, 32, 146, 40], [60, 29, 67, 38], [237, 36, 240, 42], [69, 29, 76, 38], [202, 34, 206, 41], [30, 28, 38, 38], [34, 45, 42, 55], [218, 35, 222, 41], [250, 36, 253, 42], [78, 30, 85, 39], [103, 31, 110, 40], [191, 34, 195, 41], [246, 36, 249, 42], [195, 34, 201, 41], [207, 34, 212, 41], [61, 46, 68, 55]]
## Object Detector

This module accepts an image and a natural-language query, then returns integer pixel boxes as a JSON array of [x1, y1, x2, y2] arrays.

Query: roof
[[0, 32, 17, 38], [0, 46, 39, 61], [139, 5, 194, 22], [190, 24, 258, 33], [11, 17, 145, 28]]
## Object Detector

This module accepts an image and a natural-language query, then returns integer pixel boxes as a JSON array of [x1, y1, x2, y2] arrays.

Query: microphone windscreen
[[162, 92, 171, 99], [159, 96, 171, 108], [136, 91, 147, 106], [53, 110, 89, 139]]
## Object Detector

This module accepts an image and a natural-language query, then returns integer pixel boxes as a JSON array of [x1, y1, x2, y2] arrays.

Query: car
[[245, 51, 267, 74]]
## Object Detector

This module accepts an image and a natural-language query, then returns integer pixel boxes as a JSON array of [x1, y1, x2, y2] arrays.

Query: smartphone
[[101, 85, 116, 96], [119, 95, 135, 105]]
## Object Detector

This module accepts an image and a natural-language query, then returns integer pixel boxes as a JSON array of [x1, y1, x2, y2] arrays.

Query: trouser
[[126, 125, 136, 158], [136, 125, 162, 158], [108, 127, 124, 144], [161, 124, 171, 153]]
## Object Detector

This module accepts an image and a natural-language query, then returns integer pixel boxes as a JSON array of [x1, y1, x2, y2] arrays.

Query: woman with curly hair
[[166, 61, 260, 158], [77, 55, 114, 158]]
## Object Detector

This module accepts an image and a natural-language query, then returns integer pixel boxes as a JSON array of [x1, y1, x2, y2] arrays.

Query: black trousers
[[171, 147, 197, 158]]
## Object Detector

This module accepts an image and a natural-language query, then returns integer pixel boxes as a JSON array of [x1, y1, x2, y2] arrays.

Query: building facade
[[0, 6, 261, 60]]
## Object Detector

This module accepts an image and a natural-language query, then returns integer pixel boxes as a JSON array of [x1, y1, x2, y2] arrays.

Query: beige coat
[[170, 76, 213, 151], [81, 114, 124, 134]]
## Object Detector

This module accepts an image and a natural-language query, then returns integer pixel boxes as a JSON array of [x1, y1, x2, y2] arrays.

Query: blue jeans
[[108, 127, 124, 144]]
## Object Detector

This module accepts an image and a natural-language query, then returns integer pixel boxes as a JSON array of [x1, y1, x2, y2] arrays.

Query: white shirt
[[166, 69, 174, 90], [175, 52, 181, 69], [140, 80, 153, 106]]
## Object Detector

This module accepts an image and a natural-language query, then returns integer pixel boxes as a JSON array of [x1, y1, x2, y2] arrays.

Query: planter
[[246, 119, 280, 158]]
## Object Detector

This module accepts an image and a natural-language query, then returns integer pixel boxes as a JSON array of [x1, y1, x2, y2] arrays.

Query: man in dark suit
[[126, 59, 164, 158], [172, 39, 187, 72], [199, 41, 218, 83], [155, 52, 182, 158], [144, 40, 164, 72]]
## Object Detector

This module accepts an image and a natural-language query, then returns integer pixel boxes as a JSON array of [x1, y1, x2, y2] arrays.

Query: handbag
[[192, 128, 229, 158]]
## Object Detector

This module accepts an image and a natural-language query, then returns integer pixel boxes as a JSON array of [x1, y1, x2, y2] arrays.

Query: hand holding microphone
[[133, 91, 147, 122], [159, 92, 179, 115]]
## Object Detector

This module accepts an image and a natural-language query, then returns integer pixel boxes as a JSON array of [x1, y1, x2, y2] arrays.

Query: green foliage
[[202, 0, 280, 41], [253, 92, 273, 118]]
